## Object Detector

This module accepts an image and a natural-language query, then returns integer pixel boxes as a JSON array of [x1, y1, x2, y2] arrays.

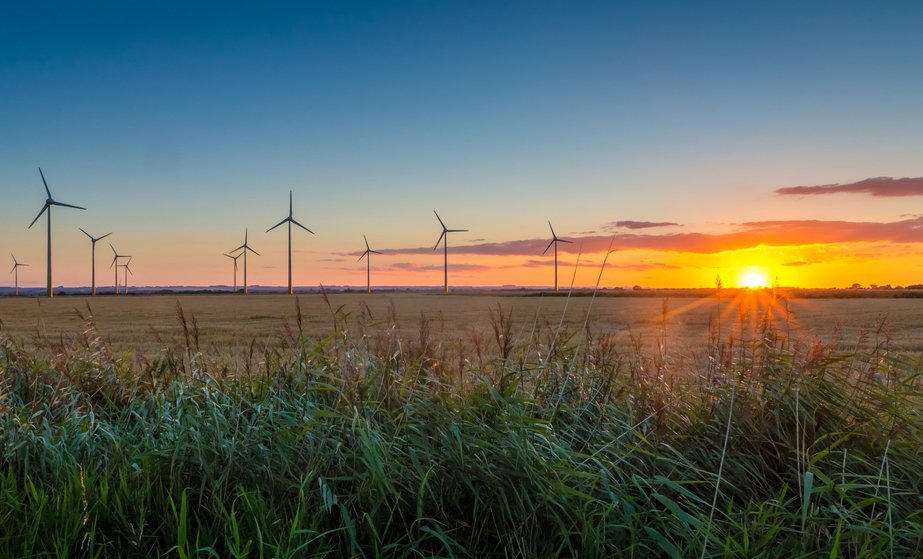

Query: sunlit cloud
[[609, 220, 681, 229], [373, 216, 923, 256], [776, 176, 923, 197]]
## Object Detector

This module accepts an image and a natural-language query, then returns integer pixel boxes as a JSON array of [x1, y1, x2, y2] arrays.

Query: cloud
[[371, 216, 923, 256], [389, 262, 491, 273], [610, 220, 681, 229], [318, 257, 345, 263], [776, 176, 923, 197]]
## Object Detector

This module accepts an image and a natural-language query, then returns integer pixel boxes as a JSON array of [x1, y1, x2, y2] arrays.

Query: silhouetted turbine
[[267, 191, 314, 295], [229, 228, 260, 295], [357, 235, 383, 294], [10, 254, 29, 296], [543, 221, 573, 292], [109, 243, 129, 295], [224, 252, 242, 293], [433, 211, 468, 294], [28, 168, 85, 298], [79, 228, 112, 296]]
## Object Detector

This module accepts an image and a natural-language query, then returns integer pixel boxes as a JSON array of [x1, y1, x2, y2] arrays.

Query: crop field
[[2, 291, 923, 357], [2, 291, 922, 557]]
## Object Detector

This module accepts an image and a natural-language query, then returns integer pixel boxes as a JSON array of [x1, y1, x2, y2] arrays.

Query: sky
[[2, 0, 923, 290]]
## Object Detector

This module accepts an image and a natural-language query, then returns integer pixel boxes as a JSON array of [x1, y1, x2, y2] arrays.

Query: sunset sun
[[738, 268, 770, 289]]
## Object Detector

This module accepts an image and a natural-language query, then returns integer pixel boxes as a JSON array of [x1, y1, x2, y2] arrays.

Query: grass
[[1, 294, 922, 557]]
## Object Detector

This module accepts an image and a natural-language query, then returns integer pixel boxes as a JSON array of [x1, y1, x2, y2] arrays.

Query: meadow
[[1, 291, 922, 557]]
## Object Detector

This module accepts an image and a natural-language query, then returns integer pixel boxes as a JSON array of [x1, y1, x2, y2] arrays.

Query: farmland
[[2, 291, 922, 557], [2, 291, 923, 357]]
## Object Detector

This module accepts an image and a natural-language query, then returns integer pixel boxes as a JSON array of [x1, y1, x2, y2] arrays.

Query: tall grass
[[1, 298, 921, 557]]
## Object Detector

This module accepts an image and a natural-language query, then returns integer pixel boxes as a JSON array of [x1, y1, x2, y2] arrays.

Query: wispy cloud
[[776, 176, 923, 197], [389, 262, 491, 273], [371, 216, 923, 256], [610, 220, 681, 229]]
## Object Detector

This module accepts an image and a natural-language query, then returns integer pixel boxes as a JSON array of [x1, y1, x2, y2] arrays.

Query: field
[[2, 291, 923, 356], [1, 291, 922, 557]]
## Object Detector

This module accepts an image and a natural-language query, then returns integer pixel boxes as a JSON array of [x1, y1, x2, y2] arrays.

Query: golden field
[[1, 291, 922, 357]]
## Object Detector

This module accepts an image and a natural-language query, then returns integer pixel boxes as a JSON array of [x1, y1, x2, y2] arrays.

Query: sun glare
[[738, 268, 770, 289]]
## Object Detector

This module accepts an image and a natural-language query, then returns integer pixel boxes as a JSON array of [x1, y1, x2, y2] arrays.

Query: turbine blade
[[39, 167, 51, 198], [447, 229, 468, 233], [560, 239, 573, 244], [230, 244, 246, 253], [28, 203, 49, 228], [358, 250, 368, 262], [370, 250, 384, 255], [364, 235, 370, 251], [79, 227, 93, 239], [433, 230, 446, 251], [246, 246, 260, 256], [290, 218, 313, 234], [98, 232, 112, 241], [9, 264, 14, 274], [289, 190, 293, 217], [266, 217, 287, 232], [51, 200, 86, 210], [548, 221, 556, 238], [433, 210, 446, 229], [542, 239, 555, 255]]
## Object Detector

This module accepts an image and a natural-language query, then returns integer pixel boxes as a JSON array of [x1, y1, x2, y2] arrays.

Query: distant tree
[[850, 283, 862, 289]]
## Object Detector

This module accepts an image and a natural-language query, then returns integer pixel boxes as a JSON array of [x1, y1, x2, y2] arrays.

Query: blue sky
[[2, 1, 922, 288]]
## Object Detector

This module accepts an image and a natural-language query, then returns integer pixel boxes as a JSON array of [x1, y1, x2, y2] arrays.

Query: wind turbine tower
[[229, 229, 260, 294], [357, 235, 383, 294], [267, 191, 314, 295], [224, 252, 242, 293], [109, 244, 129, 295], [10, 254, 28, 296], [433, 211, 468, 294], [28, 168, 86, 298], [543, 221, 573, 292], [79, 228, 112, 296]]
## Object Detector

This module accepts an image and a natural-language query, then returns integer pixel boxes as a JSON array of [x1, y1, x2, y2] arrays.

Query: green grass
[[1, 299, 921, 558]]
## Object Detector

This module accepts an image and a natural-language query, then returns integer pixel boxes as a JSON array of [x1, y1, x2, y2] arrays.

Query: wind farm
[[2, 3, 922, 558]]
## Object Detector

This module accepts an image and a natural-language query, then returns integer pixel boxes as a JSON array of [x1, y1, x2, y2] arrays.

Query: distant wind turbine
[[224, 252, 242, 293], [543, 221, 573, 292], [120, 258, 133, 294], [79, 228, 112, 296], [357, 235, 383, 293], [267, 191, 314, 295], [433, 211, 468, 294], [109, 243, 129, 295], [10, 254, 28, 296], [28, 168, 86, 298], [229, 228, 260, 295]]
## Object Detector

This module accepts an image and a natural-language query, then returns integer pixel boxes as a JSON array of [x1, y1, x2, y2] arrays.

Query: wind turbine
[[224, 252, 242, 293], [28, 168, 86, 298], [267, 191, 314, 295], [109, 243, 129, 295], [229, 228, 260, 294], [120, 258, 133, 295], [543, 221, 573, 292], [79, 228, 112, 296], [433, 211, 468, 294], [10, 254, 28, 296], [357, 235, 383, 294]]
